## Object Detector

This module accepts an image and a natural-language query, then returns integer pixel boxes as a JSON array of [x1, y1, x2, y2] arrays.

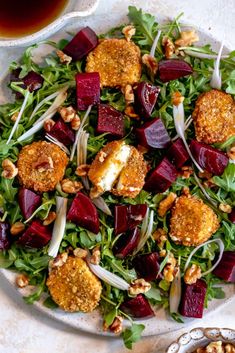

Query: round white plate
[[0, 12, 234, 337]]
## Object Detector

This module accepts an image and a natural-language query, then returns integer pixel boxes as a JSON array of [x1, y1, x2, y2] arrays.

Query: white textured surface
[[1, 0, 235, 352]]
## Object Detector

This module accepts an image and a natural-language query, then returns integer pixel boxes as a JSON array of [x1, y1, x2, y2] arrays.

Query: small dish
[[166, 328, 235, 353], [0, 0, 100, 48]]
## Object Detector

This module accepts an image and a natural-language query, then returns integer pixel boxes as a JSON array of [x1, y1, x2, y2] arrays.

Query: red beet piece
[[10, 69, 44, 98], [229, 209, 235, 224], [63, 27, 98, 61], [134, 82, 160, 119], [113, 227, 140, 258], [97, 104, 124, 138], [120, 294, 154, 318], [179, 279, 207, 318], [158, 59, 193, 83], [18, 188, 42, 220], [136, 118, 171, 149], [0, 222, 11, 250], [48, 118, 75, 146], [213, 251, 235, 282], [133, 252, 161, 281], [190, 140, 229, 176], [17, 220, 52, 248], [167, 138, 189, 169], [67, 192, 100, 234], [144, 157, 178, 193], [114, 204, 147, 235], [76, 72, 100, 110]]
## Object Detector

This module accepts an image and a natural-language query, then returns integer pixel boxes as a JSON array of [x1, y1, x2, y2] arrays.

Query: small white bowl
[[0, 0, 100, 48], [166, 328, 235, 353]]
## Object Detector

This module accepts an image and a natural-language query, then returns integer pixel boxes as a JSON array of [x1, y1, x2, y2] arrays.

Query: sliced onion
[[29, 91, 60, 121], [92, 196, 112, 216], [7, 90, 30, 145], [133, 209, 154, 255], [184, 238, 224, 277], [172, 115, 193, 141], [48, 197, 68, 258], [180, 48, 228, 60], [193, 172, 217, 207], [150, 30, 162, 57], [45, 134, 70, 155], [210, 41, 224, 90], [169, 267, 182, 314], [173, 103, 203, 172]]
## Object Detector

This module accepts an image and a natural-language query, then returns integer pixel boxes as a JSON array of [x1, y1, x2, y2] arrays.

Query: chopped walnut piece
[[43, 118, 55, 132], [75, 164, 90, 177], [124, 105, 139, 119], [122, 25, 136, 42], [162, 36, 175, 59], [219, 203, 232, 214], [206, 341, 224, 353], [71, 115, 81, 130], [1, 159, 18, 179], [50, 252, 68, 268], [43, 211, 57, 226], [109, 316, 123, 334], [203, 179, 217, 188], [227, 146, 235, 160], [56, 49, 72, 64], [73, 248, 88, 259], [198, 170, 213, 180], [142, 54, 158, 76], [122, 84, 134, 106], [175, 30, 199, 47], [163, 252, 177, 282], [11, 112, 19, 122], [15, 274, 29, 288], [152, 228, 167, 248], [159, 249, 167, 257], [129, 278, 151, 296], [90, 246, 101, 265], [10, 222, 25, 236], [182, 186, 190, 196], [172, 91, 185, 106], [184, 264, 202, 285], [158, 192, 177, 217], [225, 344, 235, 353], [58, 106, 78, 123], [180, 165, 193, 179], [61, 179, 83, 194]]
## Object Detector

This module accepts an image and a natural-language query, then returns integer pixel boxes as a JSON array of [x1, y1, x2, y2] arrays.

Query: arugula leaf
[[128, 6, 156, 47], [122, 323, 145, 349], [104, 308, 117, 326], [213, 163, 235, 192], [170, 312, 184, 323], [43, 296, 58, 309]]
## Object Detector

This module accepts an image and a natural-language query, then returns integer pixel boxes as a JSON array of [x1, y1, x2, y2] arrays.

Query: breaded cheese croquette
[[17, 141, 68, 193], [170, 195, 219, 247], [86, 39, 142, 88], [192, 89, 235, 144], [46, 256, 102, 313]]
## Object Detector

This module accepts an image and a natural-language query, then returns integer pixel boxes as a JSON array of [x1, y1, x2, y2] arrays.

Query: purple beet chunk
[[136, 118, 171, 149], [97, 104, 124, 138], [229, 209, 235, 224], [190, 140, 229, 176], [63, 27, 98, 61], [76, 72, 100, 110], [67, 192, 100, 234], [179, 279, 207, 318], [167, 138, 189, 169], [120, 294, 154, 318], [114, 205, 128, 236], [10, 69, 44, 98], [158, 59, 193, 83], [18, 188, 42, 220], [128, 204, 148, 230], [134, 82, 160, 119], [213, 251, 235, 282], [144, 157, 178, 193], [113, 227, 140, 258], [17, 220, 52, 248], [0, 222, 11, 250], [133, 252, 161, 281], [48, 118, 75, 146]]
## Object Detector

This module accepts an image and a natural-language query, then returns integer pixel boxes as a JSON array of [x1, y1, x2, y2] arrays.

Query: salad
[[0, 6, 235, 349]]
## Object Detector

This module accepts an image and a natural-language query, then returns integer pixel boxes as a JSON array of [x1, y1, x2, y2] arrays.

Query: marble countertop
[[1, 1, 235, 352]]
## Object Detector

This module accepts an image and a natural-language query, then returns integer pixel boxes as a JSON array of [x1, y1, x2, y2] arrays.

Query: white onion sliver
[[45, 134, 70, 155], [18, 119, 44, 142], [184, 238, 224, 276], [29, 91, 59, 121], [172, 115, 193, 141], [193, 172, 217, 207], [150, 30, 162, 57], [210, 41, 224, 90], [134, 209, 154, 255], [92, 196, 112, 216], [7, 90, 30, 145], [140, 207, 149, 236], [169, 267, 182, 313], [48, 197, 68, 258], [173, 103, 203, 172], [87, 262, 129, 291], [182, 48, 228, 60]]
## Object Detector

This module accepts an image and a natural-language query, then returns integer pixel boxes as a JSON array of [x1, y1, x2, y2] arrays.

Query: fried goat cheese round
[[170, 195, 220, 247], [88, 141, 147, 199], [86, 39, 142, 88], [192, 89, 235, 144], [17, 141, 68, 193], [47, 256, 102, 313]]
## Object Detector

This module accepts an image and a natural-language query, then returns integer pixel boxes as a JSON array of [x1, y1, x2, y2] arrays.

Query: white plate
[[0, 12, 234, 337]]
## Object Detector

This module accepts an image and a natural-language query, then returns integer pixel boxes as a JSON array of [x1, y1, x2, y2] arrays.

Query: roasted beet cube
[[133, 252, 161, 281], [229, 209, 235, 224], [179, 279, 207, 318], [0, 222, 11, 250], [136, 118, 171, 149], [97, 104, 124, 138], [67, 192, 100, 234], [48, 118, 75, 145], [10, 69, 44, 98], [120, 294, 154, 318], [158, 59, 193, 82], [18, 188, 42, 220], [63, 27, 98, 61], [190, 140, 229, 176], [213, 251, 235, 282], [113, 227, 140, 258], [167, 138, 189, 169], [76, 72, 100, 110], [144, 157, 178, 193], [134, 82, 160, 119], [114, 204, 147, 236], [17, 220, 52, 248]]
